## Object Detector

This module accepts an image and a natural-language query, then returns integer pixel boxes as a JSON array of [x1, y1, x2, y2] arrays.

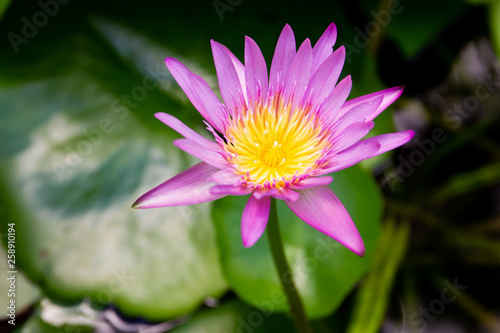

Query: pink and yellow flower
[[133, 23, 414, 256]]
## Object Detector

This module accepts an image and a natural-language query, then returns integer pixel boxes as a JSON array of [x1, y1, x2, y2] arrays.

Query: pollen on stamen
[[221, 99, 333, 189]]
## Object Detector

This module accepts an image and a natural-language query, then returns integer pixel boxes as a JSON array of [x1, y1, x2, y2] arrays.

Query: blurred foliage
[[347, 219, 410, 333], [0, 0, 499, 332], [0, 0, 11, 20]]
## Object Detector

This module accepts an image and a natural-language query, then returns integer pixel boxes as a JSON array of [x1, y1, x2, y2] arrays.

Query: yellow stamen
[[223, 100, 332, 189]]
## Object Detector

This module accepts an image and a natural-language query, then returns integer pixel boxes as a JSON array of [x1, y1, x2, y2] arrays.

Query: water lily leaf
[[359, 0, 467, 58], [0, 0, 11, 20], [171, 300, 295, 333], [212, 166, 383, 319], [0, 21, 226, 322]]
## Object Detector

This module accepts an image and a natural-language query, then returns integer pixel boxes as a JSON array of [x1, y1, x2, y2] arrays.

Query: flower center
[[222, 101, 332, 189]]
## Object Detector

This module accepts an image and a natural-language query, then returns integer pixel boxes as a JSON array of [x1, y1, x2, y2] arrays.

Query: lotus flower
[[132, 23, 414, 256]]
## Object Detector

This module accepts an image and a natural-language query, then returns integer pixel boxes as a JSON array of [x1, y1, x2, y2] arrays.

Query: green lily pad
[[359, 0, 467, 58], [0, 0, 11, 20], [172, 300, 295, 333], [212, 166, 383, 319], [0, 17, 227, 322]]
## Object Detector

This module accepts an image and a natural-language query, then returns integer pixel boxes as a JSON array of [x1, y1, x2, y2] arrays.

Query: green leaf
[[347, 219, 410, 333], [431, 163, 500, 203], [212, 166, 383, 319], [172, 300, 295, 333], [0, 20, 226, 321], [489, 1, 500, 58], [0, 0, 11, 20], [359, 0, 467, 58]]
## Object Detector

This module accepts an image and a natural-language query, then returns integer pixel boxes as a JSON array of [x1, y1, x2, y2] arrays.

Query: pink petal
[[272, 188, 300, 202], [331, 96, 383, 134], [332, 121, 375, 152], [321, 75, 352, 124], [286, 185, 365, 256], [253, 188, 278, 200], [284, 38, 313, 110], [165, 58, 225, 132], [319, 130, 414, 176], [245, 36, 269, 105], [189, 75, 228, 130], [291, 176, 333, 189], [210, 169, 242, 185], [211, 40, 247, 112], [317, 139, 381, 175], [312, 23, 337, 72], [155, 113, 219, 150], [303, 46, 345, 106], [173, 139, 228, 169], [368, 130, 415, 157], [339, 86, 404, 121], [241, 195, 271, 247], [132, 162, 224, 209], [210, 185, 254, 196], [228, 51, 247, 101], [269, 24, 296, 95]]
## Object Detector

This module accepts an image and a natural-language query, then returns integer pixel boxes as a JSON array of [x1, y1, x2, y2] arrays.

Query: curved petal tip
[[286, 186, 366, 256], [349, 240, 366, 257], [154, 112, 167, 119]]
